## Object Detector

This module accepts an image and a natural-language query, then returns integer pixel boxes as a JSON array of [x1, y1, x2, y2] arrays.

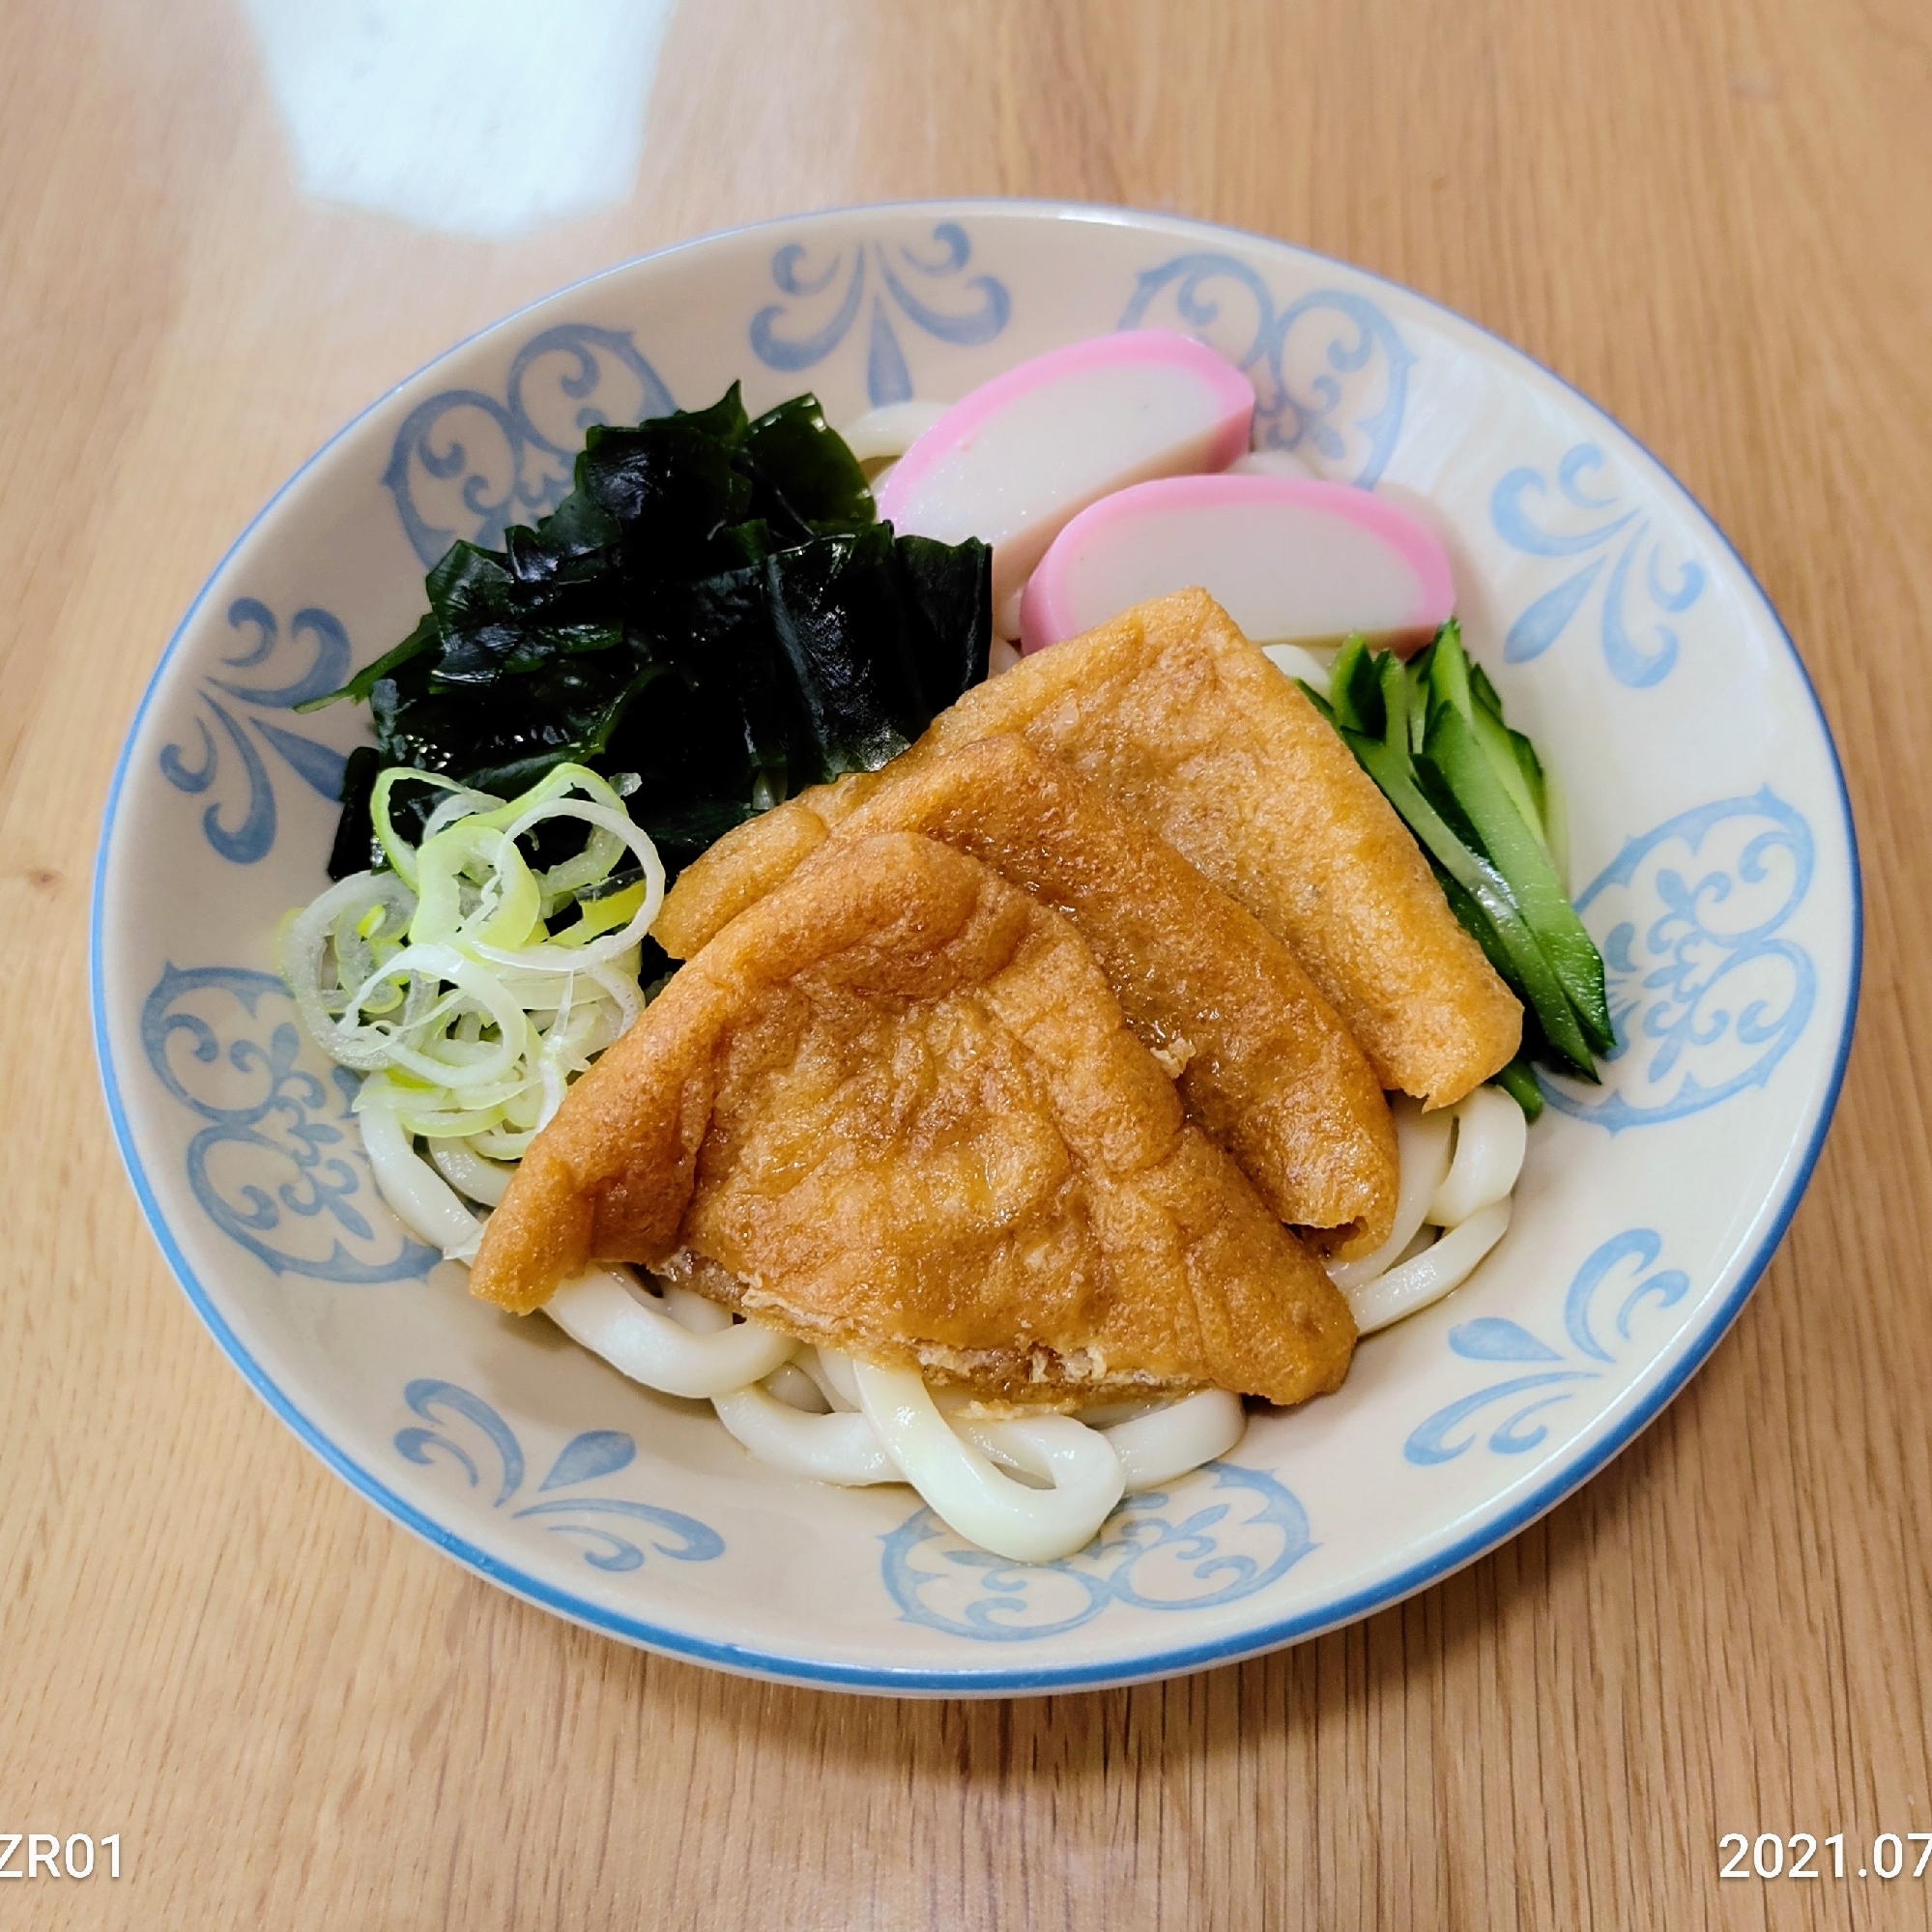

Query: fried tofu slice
[[663, 735, 1397, 1254], [921, 590, 1522, 1105], [658, 590, 1519, 1108], [472, 831, 1356, 1408]]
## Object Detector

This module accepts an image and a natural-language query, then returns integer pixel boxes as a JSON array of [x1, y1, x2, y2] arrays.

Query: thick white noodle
[[1345, 1198, 1513, 1335], [1097, 1389, 1247, 1491], [815, 1347, 865, 1411], [761, 1361, 828, 1413], [1427, 1085, 1527, 1226], [1325, 1083, 1528, 1333], [660, 1283, 728, 1334], [447, 1248, 1234, 1540], [937, 1388, 1244, 1493], [710, 1383, 901, 1485], [1326, 1098, 1455, 1295], [1074, 1398, 1161, 1429], [544, 1266, 796, 1399], [852, 1359, 1126, 1563], [357, 1090, 485, 1260], [794, 1351, 856, 1411], [836, 400, 948, 463]]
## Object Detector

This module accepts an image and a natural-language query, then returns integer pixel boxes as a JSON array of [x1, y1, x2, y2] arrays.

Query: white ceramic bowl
[[93, 202, 1860, 1694]]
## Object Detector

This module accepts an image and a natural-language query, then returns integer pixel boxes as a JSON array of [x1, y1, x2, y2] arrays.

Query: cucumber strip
[[1441, 627, 1552, 851], [1432, 867, 1593, 1080], [1492, 1057, 1546, 1121], [1468, 699, 1547, 848], [1329, 635, 1366, 729], [1422, 705, 1614, 1053], [1465, 655, 1551, 846], [1543, 762, 1571, 889], [1342, 728, 1599, 1071], [1376, 649, 1412, 754], [1431, 864, 1514, 979], [1509, 722, 1549, 836], [1427, 619, 1475, 720], [1295, 679, 1338, 725], [1468, 660, 1505, 718], [1330, 633, 1382, 736]]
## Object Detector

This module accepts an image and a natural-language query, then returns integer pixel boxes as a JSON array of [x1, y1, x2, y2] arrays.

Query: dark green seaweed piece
[[327, 745, 384, 877], [312, 384, 991, 883], [421, 540, 623, 687], [897, 533, 995, 710], [739, 394, 876, 538]]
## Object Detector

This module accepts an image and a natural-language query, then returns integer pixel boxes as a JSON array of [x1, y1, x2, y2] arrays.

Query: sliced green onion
[[280, 762, 665, 1190]]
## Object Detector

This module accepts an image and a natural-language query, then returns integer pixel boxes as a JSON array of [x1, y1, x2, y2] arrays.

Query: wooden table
[[6, 0, 1928, 1923]]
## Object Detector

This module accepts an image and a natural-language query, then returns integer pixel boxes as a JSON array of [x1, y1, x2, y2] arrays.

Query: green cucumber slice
[[1422, 704, 1614, 1054], [1343, 727, 1600, 1072], [1492, 1057, 1546, 1121]]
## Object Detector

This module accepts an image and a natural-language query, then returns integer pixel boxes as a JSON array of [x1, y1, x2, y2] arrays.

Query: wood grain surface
[[4, 0, 1929, 1923]]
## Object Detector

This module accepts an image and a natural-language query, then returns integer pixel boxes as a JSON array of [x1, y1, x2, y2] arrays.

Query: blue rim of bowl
[[91, 199, 1863, 1695]]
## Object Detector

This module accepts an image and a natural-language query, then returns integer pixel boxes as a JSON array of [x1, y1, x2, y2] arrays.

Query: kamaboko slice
[[875, 331, 1254, 616], [1020, 473, 1455, 657]]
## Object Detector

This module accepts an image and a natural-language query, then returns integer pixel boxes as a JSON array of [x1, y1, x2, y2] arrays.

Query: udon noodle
[[360, 1081, 1524, 1563]]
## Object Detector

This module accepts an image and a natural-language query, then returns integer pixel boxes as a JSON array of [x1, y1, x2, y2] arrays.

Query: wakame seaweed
[[306, 385, 992, 880]]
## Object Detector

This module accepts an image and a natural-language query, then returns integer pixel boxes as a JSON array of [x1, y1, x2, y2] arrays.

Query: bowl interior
[[96, 203, 1858, 1692]]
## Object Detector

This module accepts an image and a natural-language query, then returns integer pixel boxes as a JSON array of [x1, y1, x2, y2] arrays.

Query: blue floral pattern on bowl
[[880, 1462, 1313, 1642], [1546, 789, 1815, 1130], [141, 964, 438, 1284], [393, 1379, 723, 1572], [1491, 442, 1706, 687], [1118, 252, 1411, 485], [385, 322, 676, 564], [157, 599, 352, 865], [1404, 1228, 1688, 1466], [748, 222, 1011, 409]]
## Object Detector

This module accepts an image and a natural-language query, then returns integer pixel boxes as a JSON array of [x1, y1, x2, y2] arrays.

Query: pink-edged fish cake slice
[[875, 331, 1254, 614], [1019, 474, 1456, 657]]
